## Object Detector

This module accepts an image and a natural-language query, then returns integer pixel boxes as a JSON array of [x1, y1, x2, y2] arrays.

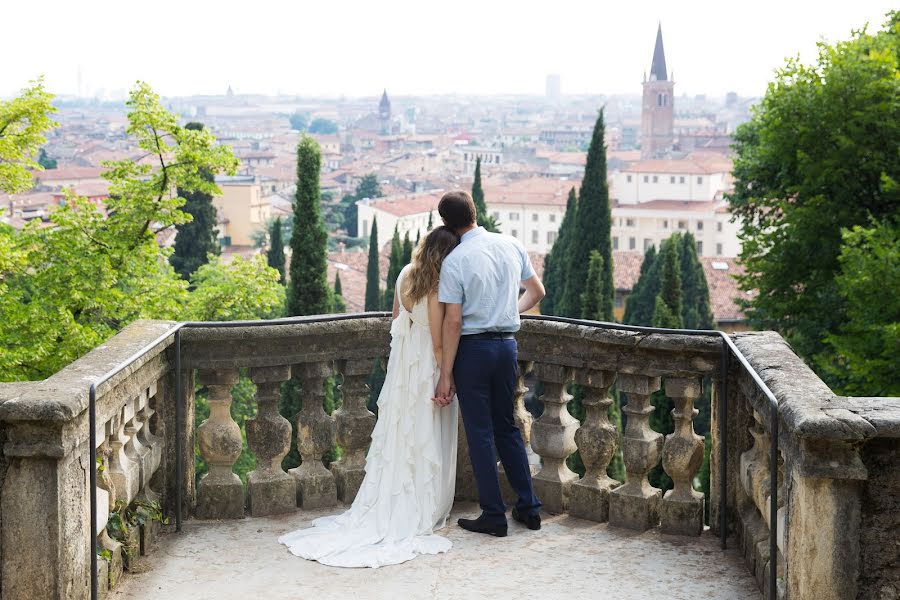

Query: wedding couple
[[278, 190, 545, 568]]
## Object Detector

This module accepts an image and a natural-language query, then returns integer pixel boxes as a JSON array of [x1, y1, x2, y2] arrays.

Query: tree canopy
[[729, 11, 900, 384]]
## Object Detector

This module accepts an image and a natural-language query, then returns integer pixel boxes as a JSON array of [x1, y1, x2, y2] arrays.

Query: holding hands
[[433, 373, 455, 407]]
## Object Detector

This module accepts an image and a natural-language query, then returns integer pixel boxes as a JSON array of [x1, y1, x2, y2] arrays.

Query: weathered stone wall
[[858, 437, 900, 600]]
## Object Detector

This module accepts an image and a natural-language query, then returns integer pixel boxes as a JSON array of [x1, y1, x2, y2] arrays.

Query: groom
[[433, 191, 544, 537]]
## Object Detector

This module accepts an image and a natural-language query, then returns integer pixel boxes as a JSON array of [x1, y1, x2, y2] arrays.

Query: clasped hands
[[432, 373, 455, 407]]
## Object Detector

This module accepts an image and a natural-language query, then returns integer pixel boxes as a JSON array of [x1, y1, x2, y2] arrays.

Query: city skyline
[[3, 0, 896, 99]]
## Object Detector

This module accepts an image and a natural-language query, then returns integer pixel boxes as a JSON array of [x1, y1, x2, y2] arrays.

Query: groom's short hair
[[438, 191, 477, 229]]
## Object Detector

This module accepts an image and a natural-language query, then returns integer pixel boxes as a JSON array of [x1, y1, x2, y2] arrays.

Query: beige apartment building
[[212, 175, 267, 247], [485, 178, 572, 254]]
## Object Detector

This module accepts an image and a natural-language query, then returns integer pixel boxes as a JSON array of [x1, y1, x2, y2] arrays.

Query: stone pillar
[[609, 373, 663, 531], [196, 368, 244, 519], [530, 364, 578, 514], [569, 369, 619, 522], [107, 412, 139, 504], [332, 359, 376, 503], [246, 365, 295, 516], [661, 376, 705, 536], [288, 361, 337, 509], [160, 367, 194, 519]]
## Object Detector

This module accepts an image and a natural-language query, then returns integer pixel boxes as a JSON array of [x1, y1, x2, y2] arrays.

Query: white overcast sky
[[2, 0, 896, 99]]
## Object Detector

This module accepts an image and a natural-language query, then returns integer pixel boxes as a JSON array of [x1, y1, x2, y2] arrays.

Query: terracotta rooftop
[[34, 166, 105, 182], [483, 178, 575, 207], [621, 155, 732, 175], [365, 192, 443, 218]]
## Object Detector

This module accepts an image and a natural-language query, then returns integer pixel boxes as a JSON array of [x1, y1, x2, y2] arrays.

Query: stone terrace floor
[[113, 502, 761, 600]]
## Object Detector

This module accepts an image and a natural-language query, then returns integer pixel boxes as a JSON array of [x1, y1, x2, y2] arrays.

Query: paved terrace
[[113, 503, 759, 600]]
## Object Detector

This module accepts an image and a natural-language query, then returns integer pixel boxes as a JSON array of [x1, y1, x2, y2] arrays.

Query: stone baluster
[[98, 441, 124, 591], [530, 364, 578, 514], [740, 409, 771, 523], [196, 368, 244, 519], [125, 395, 151, 489], [288, 361, 337, 509], [660, 377, 705, 536], [569, 369, 619, 522], [609, 373, 663, 531], [332, 359, 377, 503], [137, 382, 163, 480], [107, 412, 140, 504], [246, 365, 295, 516]]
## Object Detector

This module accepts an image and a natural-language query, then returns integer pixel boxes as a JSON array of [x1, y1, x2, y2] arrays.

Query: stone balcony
[[0, 314, 897, 600]]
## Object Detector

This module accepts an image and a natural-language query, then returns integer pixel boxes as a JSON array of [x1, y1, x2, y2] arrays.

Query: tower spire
[[650, 23, 668, 82]]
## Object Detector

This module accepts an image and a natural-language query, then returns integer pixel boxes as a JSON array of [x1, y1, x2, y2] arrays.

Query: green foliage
[[402, 231, 413, 265], [341, 174, 382, 237], [308, 118, 338, 134], [355, 174, 383, 201], [0, 78, 58, 194], [0, 82, 238, 381], [427, 210, 433, 230], [286, 135, 330, 316], [607, 391, 626, 482], [822, 219, 900, 395], [38, 147, 57, 169], [194, 375, 258, 485], [560, 110, 613, 320], [541, 187, 577, 316], [729, 12, 900, 376], [365, 217, 381, 311], [288, 111, 309, 131], [184, 255, 285, 321], [698, 432, 712, 524], [332, 272, 347, 313], [623, 244, 659, 326], [652, 237, 684, 329], [170, 121, 220, 281], [580, 250, 607, 320], [472, 157, 500, 232], [266, 217, 286, 284], [679, 233, 715, 330], [383, 226, 403, 310]]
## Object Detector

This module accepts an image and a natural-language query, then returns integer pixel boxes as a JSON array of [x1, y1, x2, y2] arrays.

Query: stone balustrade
[[0, 317, 897, 600]]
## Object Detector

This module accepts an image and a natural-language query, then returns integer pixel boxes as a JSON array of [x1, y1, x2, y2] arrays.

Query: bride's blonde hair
[[401, 226, 460, 304]]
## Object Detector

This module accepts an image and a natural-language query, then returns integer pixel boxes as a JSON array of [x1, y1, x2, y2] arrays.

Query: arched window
[[657, 93, 667, 107]]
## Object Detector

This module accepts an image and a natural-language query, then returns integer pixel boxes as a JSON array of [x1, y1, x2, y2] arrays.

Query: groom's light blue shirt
[[438, 227, 536, 335]]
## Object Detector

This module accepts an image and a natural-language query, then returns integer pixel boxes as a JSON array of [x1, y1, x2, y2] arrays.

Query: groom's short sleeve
[[438, 260, 464, 304], [517, 240, 536, 281]]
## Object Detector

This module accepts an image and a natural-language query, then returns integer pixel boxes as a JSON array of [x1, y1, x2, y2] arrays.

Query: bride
[[279, 226, 461, 568]]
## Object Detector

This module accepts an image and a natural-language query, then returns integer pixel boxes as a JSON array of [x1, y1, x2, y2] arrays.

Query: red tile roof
[[366, 192, 443, 218]]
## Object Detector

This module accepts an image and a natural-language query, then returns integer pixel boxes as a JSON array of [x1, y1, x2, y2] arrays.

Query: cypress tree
[[383, 226, 403, 310], [427, 210, 433, 230], [170, 121, 219, 280], [401, 230, 413, 265], [560, 110, 613, 320], [542, 187, 577, 316], [332, 272, 347, 313], [652, 237, 684, 329], [472, 156, 499, 232], [365, 217, 381, 311], [623, 244, 660, 326], [266, 217, 286, 284], [679, 232, 715, 329], [580, 250, 606, 321], [286, 135, 330, 316]]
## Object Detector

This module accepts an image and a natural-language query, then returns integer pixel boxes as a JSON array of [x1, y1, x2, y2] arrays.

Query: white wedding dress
[[279, 266, 458, 568]]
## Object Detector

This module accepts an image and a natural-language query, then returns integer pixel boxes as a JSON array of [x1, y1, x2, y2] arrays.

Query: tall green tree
[[580, 250, 606, 321], [402, 231, 413, 265], [266, 217, 286, 284], [823, 219, 900, 396], [1, 82, 238, 381], [38, 148, 57, 169], [560, 110, 613, 320], [365, 217, 381, 311], [679, 232, 715, 329], [623, 244, 659, 326], [342, 174, 383, 238], [652, 237, 684, 329], [542, 187, 577, 315], [427, 210, 433, 230], [383, 226, 403, 310], [729, 12, 900, 380], [472, 157, 499, 232], [332, 272, 347, 314], [286, 135, 330, 316], [0, 78, 57, 194], [170, 122, 220, 280]]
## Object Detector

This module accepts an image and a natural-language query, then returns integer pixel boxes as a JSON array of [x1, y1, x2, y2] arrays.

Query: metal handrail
[[86, 313, 781, 600]]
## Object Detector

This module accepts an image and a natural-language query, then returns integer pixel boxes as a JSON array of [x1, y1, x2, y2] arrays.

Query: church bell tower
[[640, 24, 675, 158]]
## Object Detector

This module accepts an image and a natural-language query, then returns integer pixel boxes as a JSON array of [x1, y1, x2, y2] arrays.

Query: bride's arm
[[427, 292, 444, 365], [391, 285, 400, 319]]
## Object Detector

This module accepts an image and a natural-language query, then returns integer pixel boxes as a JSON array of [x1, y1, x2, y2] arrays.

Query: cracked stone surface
[[113, 502, 760, 600]]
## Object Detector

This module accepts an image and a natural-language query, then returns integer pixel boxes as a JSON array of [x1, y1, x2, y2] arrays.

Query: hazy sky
[[2, 0, 896, 99]]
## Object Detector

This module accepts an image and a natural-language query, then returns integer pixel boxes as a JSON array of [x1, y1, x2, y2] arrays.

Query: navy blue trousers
[[454, 337, 541, 524]]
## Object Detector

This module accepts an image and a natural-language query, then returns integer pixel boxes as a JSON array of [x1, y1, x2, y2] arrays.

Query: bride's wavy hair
[[401, 226, 460, 304]]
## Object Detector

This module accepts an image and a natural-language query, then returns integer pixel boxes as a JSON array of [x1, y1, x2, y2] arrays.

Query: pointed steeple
[[650, 23, 668, 82], [379, 89, 390, 112]]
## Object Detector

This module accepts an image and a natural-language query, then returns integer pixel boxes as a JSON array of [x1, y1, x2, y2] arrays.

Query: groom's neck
[[456, 223, 477, 236]]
